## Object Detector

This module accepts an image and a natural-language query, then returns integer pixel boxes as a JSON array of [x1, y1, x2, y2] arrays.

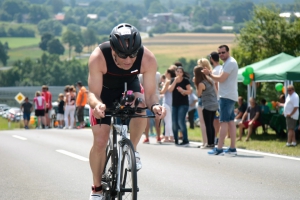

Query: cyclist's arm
[[88, 48, 106, 109], [140, 47, 159, 107]]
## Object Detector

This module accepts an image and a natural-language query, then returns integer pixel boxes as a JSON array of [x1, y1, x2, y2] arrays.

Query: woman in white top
[[64, 85, 76, 129], [160, 68, 176, 142]]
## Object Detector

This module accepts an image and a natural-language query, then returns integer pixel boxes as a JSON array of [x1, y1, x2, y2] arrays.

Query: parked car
[[51, 102, 90, 127], [7, 107, 23, 122], [0, 106, 10, 117]]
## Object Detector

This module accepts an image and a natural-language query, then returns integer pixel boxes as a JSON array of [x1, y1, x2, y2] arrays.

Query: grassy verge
[[188, 126, 300, 157], [0, 118, 22, 130]]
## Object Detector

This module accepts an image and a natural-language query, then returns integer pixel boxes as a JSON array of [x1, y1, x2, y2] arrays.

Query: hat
[[209, 52, 219, 62]]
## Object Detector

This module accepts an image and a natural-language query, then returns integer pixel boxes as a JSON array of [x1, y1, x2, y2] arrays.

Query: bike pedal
[[101, 181, 110, 191]]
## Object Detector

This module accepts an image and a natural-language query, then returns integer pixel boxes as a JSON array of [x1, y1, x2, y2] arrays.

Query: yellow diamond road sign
[[15, 92, 25, 104]]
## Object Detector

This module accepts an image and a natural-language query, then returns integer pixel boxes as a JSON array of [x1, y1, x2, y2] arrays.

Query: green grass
[[187, 126, 300, 157], [0, 37, 40, 49], [0, 117, 22, 130]]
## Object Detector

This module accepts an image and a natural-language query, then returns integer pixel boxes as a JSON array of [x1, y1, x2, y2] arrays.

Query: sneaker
[[178, 141, 189, 146], [208, 148, 224, 155], [135, 152, 142, 171], [224, 148, 237, 156], [89, 192, 104, 200], [291, 142, 297, 146], [156, 137, 161, 143], [286, 143, 292, 147], [200, 143, 207, 149], [143, 138, 149, 144]]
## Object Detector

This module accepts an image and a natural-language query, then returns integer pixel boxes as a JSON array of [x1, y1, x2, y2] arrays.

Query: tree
[[62, 30, 78, 59], [46, 0, 64, 13], [47, 38, 65, 55], [39, 33, 54, 51], [0, 41, 9, 66], [232, 5, 300, 102], [67, 24, 81, 33], [2, 0, 28, 18], [29, 4, 50, 24], [37, 19, 63, 36], [148, 1, 167, 13], [75, 43, 83, 55], [82, 28, 97, 51]]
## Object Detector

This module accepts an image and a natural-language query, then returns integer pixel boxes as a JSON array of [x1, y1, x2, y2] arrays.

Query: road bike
[[101, 85, 155, 200]]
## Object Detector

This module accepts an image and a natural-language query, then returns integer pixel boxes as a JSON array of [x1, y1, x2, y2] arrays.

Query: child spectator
[[57, 93, 65, 128]]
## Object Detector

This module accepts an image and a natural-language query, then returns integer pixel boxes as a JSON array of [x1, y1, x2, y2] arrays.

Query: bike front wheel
[[118, 138, 137, 200]]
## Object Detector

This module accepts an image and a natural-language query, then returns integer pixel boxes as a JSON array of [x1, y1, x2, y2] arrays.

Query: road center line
[[56, 150, 89, 162], [12, 135, 27, 140]]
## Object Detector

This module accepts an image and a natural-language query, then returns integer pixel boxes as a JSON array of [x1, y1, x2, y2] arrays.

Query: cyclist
[[88, 23, 166, 200]]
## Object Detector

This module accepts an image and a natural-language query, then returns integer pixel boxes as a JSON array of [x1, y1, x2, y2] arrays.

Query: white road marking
[[12, 135, 27, 140], [56, 150, 89, 161], [188, 141, 300, 161]]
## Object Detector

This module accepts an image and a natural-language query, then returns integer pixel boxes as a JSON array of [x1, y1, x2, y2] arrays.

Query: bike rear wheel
[[118, 138, 138, 200]]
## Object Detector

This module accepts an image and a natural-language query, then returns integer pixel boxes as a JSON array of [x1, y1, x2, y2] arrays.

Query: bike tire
[[118, 138, 138, 200]]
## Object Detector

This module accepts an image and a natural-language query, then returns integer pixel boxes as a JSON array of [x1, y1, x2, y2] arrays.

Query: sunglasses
[[116, 51, 139, 59], [218, 51, 226, 55]]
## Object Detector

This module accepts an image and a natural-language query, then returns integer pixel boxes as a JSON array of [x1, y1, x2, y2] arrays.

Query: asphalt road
[[1, 129, 299, 200]]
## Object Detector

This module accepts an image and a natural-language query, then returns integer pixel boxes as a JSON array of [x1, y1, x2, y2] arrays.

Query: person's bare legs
[[238, 123, 245, 141], [129, 116, 147, 150], [228, 121, 236, 148], [144, 118, 150, 140], [245, 124, 253, 141], [197, 107, 207, 144], [287, 129, 294, 144], [154, 118, 161, 142], [90, 124, 110, 194], [213, 119, 220, 139], [217, 122, 228, 149]]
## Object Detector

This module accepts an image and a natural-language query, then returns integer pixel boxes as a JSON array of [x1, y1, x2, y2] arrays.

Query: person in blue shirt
[[260, 98, 270, 114]]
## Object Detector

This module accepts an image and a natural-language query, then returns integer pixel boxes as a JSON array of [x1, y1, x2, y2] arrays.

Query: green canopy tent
[[238, 53, 295, 82], [254, 56, 300, 82]]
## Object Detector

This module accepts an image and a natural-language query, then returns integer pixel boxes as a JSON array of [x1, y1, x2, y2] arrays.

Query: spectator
[[20, 97, 33, 129], [139, 72, 162, 143], [160, 68, 176, 142], [278, 85, 299, 147], [42, 85, 52, 128], [209, 52, 222, 144], [168, 66, 192, 146], [260, 98, 270, 114], [202, 44, 239, 155], [64, 85, 76, 129], [234, 97, 248, 125], [76, 81, 88, 129], [194, 66, 219, 147], [277, 94, 285, 114], [33, 91, 46, 129], [57, 93, 65, 129], [238, 97, 262, 141], [188, 91, 198, 129]]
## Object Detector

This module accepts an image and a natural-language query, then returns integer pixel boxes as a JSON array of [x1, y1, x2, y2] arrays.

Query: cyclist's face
[[112, 50, 137, 70]]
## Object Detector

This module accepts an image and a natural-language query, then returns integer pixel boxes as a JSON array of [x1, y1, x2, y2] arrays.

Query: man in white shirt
[[279, 85, 299, 146], [202, 45, 238, 156]]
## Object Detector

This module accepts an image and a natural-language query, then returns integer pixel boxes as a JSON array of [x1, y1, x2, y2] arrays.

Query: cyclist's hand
[[152, 105, 166, 119], [93, 103, 106, 119]]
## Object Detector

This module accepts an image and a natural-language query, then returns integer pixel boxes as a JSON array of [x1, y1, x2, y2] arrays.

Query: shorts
[[23, 113, 31, 121], [219, 98, 235, 123], [57, 113, 64, 121], [35, 109, 45, 117], [214, 109, 220, 119], [286, 117, 297, 130], [91, 77, 141, 126], [242, 120, 262, 129]]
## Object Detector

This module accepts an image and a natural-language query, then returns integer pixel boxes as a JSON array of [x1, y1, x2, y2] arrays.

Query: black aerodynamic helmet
[[109, 23, 142, 56]]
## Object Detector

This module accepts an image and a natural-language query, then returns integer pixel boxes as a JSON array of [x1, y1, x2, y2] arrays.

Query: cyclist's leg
[[89, 121, 110, 193], [129, 92, 147, 150]]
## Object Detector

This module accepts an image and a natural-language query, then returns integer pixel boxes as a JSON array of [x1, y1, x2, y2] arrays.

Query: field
[[1, 33, 237, 70]]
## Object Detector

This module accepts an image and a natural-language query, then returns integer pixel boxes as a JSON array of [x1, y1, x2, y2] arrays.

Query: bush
[[7, 26, 35, 37]]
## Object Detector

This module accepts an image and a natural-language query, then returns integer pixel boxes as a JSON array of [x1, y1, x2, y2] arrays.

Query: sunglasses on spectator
[[218, 51, 227, 55], [116, 51, 139, 59]]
